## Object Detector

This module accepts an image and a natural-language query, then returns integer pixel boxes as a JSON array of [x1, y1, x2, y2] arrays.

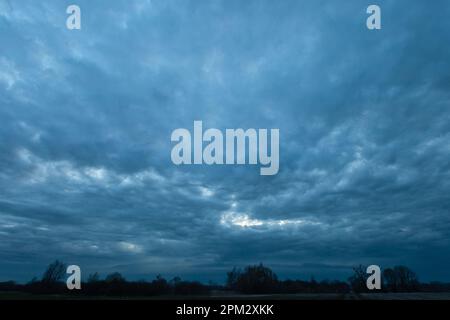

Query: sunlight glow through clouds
[[220, 212, 322, 229], [118, 241, 143, 254]]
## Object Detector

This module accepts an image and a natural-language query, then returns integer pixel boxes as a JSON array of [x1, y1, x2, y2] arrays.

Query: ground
[[1, 291, 450, 300]]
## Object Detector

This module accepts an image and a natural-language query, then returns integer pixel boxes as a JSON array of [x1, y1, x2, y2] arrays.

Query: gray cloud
[[1, 0, 450, 283]]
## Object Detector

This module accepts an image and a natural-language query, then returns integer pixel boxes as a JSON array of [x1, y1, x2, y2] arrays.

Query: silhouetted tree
[[150, 274, 170, 295], [103, 272, 127, 295], [42, 260, 66, 284], [88, 272, 100, 283], [348, 265, 368, 292], [383, 266, 418, 292], [2, 259, 443, 297], [231, 263, 278, 294], [226, 267, 241, 290], [395, 266, 419, 291], [170, 276, 182, 286], [382, 268, 397, 291], [105, 272, 125, 283]]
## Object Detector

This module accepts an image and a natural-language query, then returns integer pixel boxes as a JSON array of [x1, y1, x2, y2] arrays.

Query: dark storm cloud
[[1, 0, 450, 282]]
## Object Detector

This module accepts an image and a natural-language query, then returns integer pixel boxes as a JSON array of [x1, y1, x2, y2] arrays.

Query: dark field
[[1, 291, 450, 300]]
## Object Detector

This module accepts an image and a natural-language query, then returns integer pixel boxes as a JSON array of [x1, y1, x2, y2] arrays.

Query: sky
[[1, 0, 450, 283]]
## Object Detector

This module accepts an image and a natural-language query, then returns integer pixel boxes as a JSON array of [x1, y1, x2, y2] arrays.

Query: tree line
[[1, 261, 450, 296]]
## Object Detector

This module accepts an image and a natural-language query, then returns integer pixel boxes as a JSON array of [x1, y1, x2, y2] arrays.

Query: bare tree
[[226, 267, 241, 290], [105, 272, 125, 283], [88, 272, 100, 283], [230, 263, 278, 294], [348, 265, 368, 292], [42, 260, 66, 284], [383, 266, 418, 292]]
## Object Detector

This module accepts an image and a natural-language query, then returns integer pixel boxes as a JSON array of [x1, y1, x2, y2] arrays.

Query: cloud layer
[[1, 0, 450, 282]]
